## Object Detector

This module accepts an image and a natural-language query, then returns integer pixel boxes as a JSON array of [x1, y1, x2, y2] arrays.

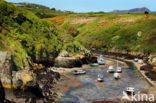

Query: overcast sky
[[6, 0, 156, 12]]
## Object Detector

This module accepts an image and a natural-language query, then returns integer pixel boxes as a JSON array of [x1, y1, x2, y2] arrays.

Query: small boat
[[114, 72, 120, 79], [53, 67, 57, 70], [107, 66, 115, 73], [97, 73, 104, 82], [116, 67, 122, 73], [125, 87, 135, 95], [73, 70, 86, 75], [97, 55, 106, 65], [133, 58, 138, 62], [89, 63, 99, 67]]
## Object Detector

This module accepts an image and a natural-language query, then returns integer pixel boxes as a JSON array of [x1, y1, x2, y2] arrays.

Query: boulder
[[0, 51, 13, 88]]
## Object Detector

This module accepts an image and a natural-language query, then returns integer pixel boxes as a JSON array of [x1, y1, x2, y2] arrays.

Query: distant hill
[[151, 11, 156, 14], [110, 7, 151, 14], [13, 3, 74, 18]]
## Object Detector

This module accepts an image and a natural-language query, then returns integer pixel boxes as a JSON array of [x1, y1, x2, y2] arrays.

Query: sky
[[6, 0, 156, 12]]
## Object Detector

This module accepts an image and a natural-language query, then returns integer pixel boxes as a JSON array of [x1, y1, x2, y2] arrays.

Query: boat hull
[[116, 71, 122, 73], [89, 64, 99, 67], [97, 79, 103, 82], [107, 70, 115, 73]]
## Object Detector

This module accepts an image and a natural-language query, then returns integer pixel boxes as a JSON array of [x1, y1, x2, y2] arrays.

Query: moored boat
[[114, 72, 120, 79], [89, 63, 99, 67], [125, 87, 135, 95], [97, 73, 104, 82], [107, 66, 115, 73], [73, 70, 86, 75], [116, 66, 122, 73], [134, 58, 139, 62], [97, 55, 106, 65]]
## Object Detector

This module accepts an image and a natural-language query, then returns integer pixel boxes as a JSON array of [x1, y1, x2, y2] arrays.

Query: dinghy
[[114, 72, 120, 79], [89, 63, 99, 67], [73, 70, 86, 75], [97, 55, 106, 65], [133, 58, 138, 62], [97, 73, 104, 82], [107, 66, 115, 73], [116, 66, 122, 73], [125, 87, 135, 95]]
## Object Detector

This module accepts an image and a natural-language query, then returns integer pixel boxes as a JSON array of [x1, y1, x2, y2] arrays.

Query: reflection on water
[[60, 63, 150, 103]]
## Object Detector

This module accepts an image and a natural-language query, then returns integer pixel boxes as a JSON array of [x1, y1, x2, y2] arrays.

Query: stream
[[59, 59, 150, 103]]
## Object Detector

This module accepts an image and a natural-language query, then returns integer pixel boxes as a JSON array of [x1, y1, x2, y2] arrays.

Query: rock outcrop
[[34, 69, 60, 102], [0, 51, 60, 102], [0, 51, 36, 89], [0, 51, 13, 88], [0, 80, 5, 103], [54, 52, 97, 68]]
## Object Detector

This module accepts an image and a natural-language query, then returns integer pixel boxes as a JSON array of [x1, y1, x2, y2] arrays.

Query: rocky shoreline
[[91, 54, 156, 103], [0, 50, 155, 103]]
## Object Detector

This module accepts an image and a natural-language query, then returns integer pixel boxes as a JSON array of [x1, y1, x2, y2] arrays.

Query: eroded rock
[[34, 69, 60, 102], [54, 52, 97, 68]]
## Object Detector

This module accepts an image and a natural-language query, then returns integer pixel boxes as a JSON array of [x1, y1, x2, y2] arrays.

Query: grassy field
[[46, 13, 156, 55]]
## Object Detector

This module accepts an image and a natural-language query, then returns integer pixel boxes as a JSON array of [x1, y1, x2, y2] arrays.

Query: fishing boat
[[97, 55, 106, 65], [107, 66, 115, 73], [89, 63, 99, 67], [125, 87, 135, 95], [116, 66, 122, 73], [133, 58, 138, 62], [115, 60, 122, 73], [73, 70, 86, 75], [97, 73, 104, 82], [114, 72, 120, 79]]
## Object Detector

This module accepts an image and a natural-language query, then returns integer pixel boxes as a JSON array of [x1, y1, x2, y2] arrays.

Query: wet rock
[[54, 52, 97, 68], [140, 64, 153, 71], [34, 69, 60, 102]]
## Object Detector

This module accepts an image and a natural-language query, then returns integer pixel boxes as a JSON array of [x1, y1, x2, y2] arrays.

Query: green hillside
[[47, 13, 156, 55], [13, 2, 74, 18], [1, 0, 156, 70], [0, 0, 88, 70]]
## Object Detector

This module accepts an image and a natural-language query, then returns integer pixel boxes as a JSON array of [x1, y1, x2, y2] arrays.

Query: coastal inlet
[[58, 58, 150, 103]]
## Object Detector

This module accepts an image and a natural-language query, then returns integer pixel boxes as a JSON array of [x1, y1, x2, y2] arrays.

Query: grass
[[46, 13, 156, 55]]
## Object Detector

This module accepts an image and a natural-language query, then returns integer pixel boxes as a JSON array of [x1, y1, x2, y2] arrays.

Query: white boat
[[73, 70, 86, 75], [107, 66, 115, 73], [134, 58, 139, 62], [116, 66, 122, 73], [125, 87, 135, 95], [114, 73, 120, 79], [97, 55, 106, 65], [97, 73, 104, 82]]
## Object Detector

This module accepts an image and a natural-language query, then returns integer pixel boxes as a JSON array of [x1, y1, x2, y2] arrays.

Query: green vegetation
[[0, 1, 59, 69], [47, 13, 156, 55], [1, 1, 156, 70], [0, 1, 87, 69], [13, 3, 74, 18]]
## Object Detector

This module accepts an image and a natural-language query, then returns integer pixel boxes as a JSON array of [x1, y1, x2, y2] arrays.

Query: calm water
[[60, 62, 150, 103]]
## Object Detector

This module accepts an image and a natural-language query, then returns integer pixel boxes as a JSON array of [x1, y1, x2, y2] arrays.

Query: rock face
[[0, 51, 13, 87], [34, 69, 60, 102], [54, 56, 97, 68], [54, 52, 97, 68], [0, 80, 5, 103], [0, 51, 60, 102], [0, 51, 36, 88], [54, 56, 83, 68]]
